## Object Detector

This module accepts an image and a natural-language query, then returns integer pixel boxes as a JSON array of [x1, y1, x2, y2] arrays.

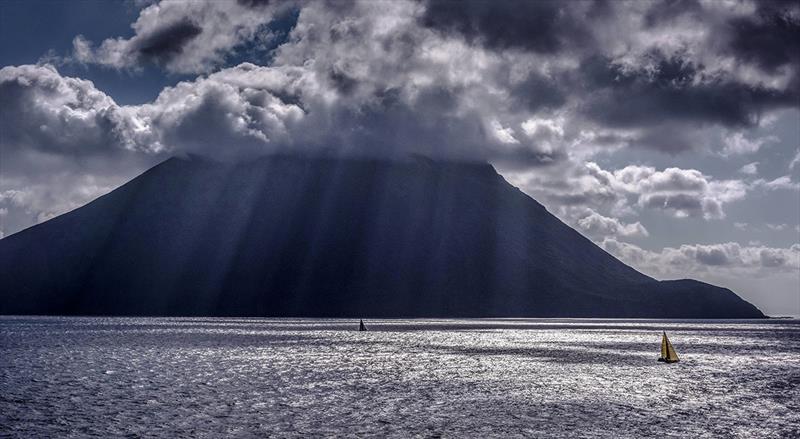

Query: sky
[[0, 0, 798, 315]]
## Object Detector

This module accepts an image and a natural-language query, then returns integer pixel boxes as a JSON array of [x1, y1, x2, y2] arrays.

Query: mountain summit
[[0, 155, 764, 318]]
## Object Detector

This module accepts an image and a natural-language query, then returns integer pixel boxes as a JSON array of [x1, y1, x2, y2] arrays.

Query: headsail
[[659, 331, 679, 363]]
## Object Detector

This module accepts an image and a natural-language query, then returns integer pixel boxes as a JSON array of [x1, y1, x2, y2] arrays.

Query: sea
[[1, 317, 798, 438]]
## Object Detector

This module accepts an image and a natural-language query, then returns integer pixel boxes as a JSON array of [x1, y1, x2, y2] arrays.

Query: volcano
[[0, 155, 764, 318]]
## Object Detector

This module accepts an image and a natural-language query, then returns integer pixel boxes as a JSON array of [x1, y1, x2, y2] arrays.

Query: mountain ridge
[[0, 154, 765, 318]]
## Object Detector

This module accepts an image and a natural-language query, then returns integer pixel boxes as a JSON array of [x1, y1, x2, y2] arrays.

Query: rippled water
[[1, 317, 799, 437]]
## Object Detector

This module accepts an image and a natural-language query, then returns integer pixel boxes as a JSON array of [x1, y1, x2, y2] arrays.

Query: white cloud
[[593, 164, 745, 219], [753, 175, 800, 191], [601, 238, 800, 278], [721, 132, 778, 156], [2, 0, 799, 240], [1, 178, 114, 222], [0, 64, 158, 156], [739, 162, 758, 175], [71, 0, 292, 74], [0, 173, 131, 232], [790, 149, 800, 170], [490, 120, 520, 145], [521, 116, 565, 139], [574, 209, 648, 239], [766, 223, 788, 231], [631, 168, 747, 220], [506, 159, 752, 225]]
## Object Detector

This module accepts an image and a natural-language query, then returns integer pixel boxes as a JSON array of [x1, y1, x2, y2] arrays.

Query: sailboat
[[658, 331, 679, 363], [359, 319, 367, 332]]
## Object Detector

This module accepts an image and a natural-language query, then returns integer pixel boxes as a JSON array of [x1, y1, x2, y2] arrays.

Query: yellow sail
[[660, 331, 679, 362], [665, 334, 679, 361]]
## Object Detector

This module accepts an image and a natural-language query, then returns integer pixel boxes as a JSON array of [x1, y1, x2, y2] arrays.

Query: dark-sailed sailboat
[[658, 331, 679, 363], [359, 319, 367, 332]]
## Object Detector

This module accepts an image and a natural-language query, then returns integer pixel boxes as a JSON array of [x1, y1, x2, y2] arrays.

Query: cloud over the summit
[[59, 0, 800, 157], [420, 0, 599, 54], [0, 0, 783, 167], [2, 0, 800, 243]]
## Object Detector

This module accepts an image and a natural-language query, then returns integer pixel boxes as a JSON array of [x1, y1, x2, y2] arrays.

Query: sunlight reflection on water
[[1, 317, 798, 437]]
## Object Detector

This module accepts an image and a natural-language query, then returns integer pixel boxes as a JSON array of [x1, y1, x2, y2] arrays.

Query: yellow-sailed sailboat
[[658, 331, 679, 363]]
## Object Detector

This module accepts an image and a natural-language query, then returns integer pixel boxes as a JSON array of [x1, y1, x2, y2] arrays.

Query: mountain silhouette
[[0, 155, 764, 318]]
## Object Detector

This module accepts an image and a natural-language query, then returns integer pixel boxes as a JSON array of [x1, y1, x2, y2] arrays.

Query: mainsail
[[659, 331, 679, 363], [359, 319, 367, 332]]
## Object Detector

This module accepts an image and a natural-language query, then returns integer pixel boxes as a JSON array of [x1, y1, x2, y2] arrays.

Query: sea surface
[[1, 317, 799, 438]]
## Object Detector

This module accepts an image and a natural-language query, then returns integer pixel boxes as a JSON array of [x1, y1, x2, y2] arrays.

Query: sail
[[359, 320, 367, 331], [665, 334, 679, 361], [660, 331, 679, 362]]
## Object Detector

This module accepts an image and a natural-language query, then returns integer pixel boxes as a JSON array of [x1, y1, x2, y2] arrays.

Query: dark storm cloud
[[642, 0, 703, 27], [420, 0, 594, 53], [727, 0, 800, 74], [237, 0, 272, 7], [510, 72, 566, 113], [70, 0, 295, 74], [418, 0, 799, 156], [579, 53, 796, 129], [328, 68, 359, 95], [134, 19, 202, 64]]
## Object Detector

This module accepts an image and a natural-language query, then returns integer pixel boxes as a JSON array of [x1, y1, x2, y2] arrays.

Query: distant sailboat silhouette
[[658, 331, 679, 363], [359, 319, 367, 332]]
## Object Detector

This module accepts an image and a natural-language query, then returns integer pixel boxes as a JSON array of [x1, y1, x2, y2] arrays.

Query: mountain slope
[[0, 155, 764, 317]]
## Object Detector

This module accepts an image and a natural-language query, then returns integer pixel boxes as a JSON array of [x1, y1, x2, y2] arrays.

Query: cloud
[[0, 64, 158, 156], [607, 165, 750, 219], [514, 161, 750, 221], [2, 0, 800, 237], [725, 0, 800, 77], [0, 64, 163, 236], [7, 0, 578, 167], [722, 132, 778, 156], [71, 0, 295, 73], [753, 175, 800, 191], [739, 162, 759, 175], [766, 223, 788, 231], [0, 176, 119, 223], [420, 0, 597, 54], [0, 167, 146, 239], [69, 0, 800, 157], [575, 209, 649, 239], [601, 238, 800, 278], [790, 149, 800, 170], [578, 53, 795, 134]]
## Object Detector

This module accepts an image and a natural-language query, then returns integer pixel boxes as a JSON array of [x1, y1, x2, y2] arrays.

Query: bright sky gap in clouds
[[0, 0, 798, 315]]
